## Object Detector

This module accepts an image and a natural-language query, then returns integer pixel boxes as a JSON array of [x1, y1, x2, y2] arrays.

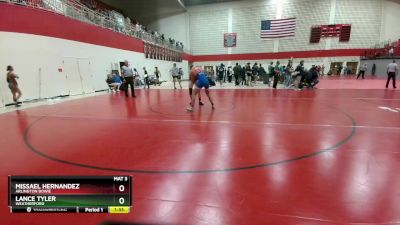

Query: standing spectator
[[267, 62, 274, 87], [217, 63, 225, 86], [389, 47, 394, 57], [284, 61, 293, 88], [336, 64, 343, 76], [245, 63, 252, 86], [6, 65, 22, 105], [272, 61, 281, 89], [357, 63, 367, 79], [321, 64, 325, 76], [294, 60, 305, 89], [342, 65, 347, 75], [143, 67, 150, 89], [372, 63, 376, 76], [178, 68, 184, 80], [258, 64, 267, 85], [241, 65, 246, 86], [233, 63, 241, 86], [252, 63, 259, 85], [227, 67, 233, 83], [120, 60, 136, 98], [133, 68, 141, 87], [210, 68, 215, 82], [170, 63, 182, 89], [386, 60, 398, 88], [280, 65, 286, 83], [154, 67, 161, 86]]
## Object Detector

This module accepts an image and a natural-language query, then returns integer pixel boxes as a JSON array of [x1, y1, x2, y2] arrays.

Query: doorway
[[346, 62, 359, 75], [63, 57, 94, 96], [329, 62, 344, 75]]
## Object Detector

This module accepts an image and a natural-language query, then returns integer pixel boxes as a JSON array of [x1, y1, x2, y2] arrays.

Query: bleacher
[[361, 39, 400, 59], [0, 0, 185, 57]]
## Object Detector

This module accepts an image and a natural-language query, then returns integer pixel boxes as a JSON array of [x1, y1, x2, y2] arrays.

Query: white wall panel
[[189, 9, 229, 55], [188, 0, 389, 55], [279, 0, 331, 52], [0, 32, 188, 105], [330, 0, 382, 49], [380, 0, 400, 42], [231, 3, 275, 54]]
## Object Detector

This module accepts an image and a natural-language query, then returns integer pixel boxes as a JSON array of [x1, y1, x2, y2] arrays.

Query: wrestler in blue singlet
[[195, 71, 209, 89]]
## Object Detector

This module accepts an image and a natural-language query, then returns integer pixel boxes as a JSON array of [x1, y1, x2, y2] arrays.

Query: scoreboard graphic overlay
[[8, 176, 132, 213]]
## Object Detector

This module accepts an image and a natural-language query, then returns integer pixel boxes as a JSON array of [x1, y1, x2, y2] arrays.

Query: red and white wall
[[0, 4, 189, 106], [184, 0, 399, 68], [1, 0, 400, 106]]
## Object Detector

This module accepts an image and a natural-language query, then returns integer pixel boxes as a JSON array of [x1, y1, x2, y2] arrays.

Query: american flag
[[261, 18, 296, 39]]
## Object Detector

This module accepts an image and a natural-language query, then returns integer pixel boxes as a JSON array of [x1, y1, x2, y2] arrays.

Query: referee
[[121, 60, 136, 97], [386, 60, 398, 89]]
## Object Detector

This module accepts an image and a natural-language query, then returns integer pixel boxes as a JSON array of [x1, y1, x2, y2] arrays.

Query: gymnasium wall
[[147, 12, 191, 51], [187, 0, 394, 68], [360, 58, 400, 77], [188, 0, 384, 55], [0, 4, 188, 106], [380, 0, 400, 42]]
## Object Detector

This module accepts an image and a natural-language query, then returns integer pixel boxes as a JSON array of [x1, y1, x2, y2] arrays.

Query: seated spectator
[[111, 73, 122, 91], [106, 73, 122, 92]]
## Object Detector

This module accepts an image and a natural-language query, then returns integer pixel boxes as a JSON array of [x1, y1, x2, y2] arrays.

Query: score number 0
[[118, 184, 125, 205]]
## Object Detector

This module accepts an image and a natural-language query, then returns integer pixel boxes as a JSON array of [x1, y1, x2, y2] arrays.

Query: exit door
[[329, 62, 343, 76]]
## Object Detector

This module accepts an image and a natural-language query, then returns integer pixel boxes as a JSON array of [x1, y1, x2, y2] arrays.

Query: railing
[[0, 0, 185, 52]]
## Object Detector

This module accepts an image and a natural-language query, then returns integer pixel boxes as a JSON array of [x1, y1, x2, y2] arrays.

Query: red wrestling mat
[[0, 89, 399, 225]]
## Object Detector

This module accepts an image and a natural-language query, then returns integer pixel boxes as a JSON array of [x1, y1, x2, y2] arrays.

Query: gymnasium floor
[[1, 77, 399, 225]]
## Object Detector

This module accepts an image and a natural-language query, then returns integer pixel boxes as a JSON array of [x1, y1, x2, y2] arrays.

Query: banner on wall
[[224, 33, 237, 47]]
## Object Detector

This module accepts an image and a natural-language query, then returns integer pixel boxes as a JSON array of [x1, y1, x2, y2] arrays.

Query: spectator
[[170, 63, 182, 89], [252, 63, 259, 85], [154, 67, 161, 86], [336, 64, 343, 76], [267, 62, 274, 87], [217, 63, 225, 86], [258, 64, 267, 85], [284, 61, 293, 88], [107, 72, 122, 92], [178, 68, 184, 80], [241, 65, 246, 86], [272, 61, 281, 89], [227, 66, 233, 83], [294, 60, 305, 89], [143, 67, 150, 89], [133, 68, 141, 87], [245, 63, 252, 86], [372, 63, 376, 76], [233, 63, 241, 86], [389, 47, 394, 57]]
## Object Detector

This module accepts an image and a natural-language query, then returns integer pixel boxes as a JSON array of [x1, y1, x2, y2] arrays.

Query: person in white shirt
[[357, 63, 367, 79], [386, 60, 398, 89], [169, 63, 182, 89]]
